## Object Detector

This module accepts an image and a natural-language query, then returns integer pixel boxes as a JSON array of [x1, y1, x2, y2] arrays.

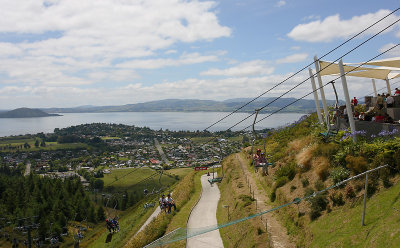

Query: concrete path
[[136, 206, 161, 235], [186, 173, 224, 248]]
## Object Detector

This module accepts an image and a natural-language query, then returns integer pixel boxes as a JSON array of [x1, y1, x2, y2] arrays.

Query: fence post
[[362, 172, 368, 226]]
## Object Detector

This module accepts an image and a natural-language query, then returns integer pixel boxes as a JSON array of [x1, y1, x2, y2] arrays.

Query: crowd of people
[[159, 193, 177, 213]]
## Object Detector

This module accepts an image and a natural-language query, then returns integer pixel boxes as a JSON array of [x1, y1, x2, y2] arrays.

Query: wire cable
[[243, 43, 399, 131], [201, 7, 400, 132]]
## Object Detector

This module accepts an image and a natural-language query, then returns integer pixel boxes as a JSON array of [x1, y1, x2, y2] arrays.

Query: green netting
[[144, 164, 388, 248]]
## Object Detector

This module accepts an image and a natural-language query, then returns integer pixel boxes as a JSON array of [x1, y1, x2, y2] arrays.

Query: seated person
[[358, 112, 365, 121], [257, 153, 267, 165], [166, 193, 176, 213], [253, 149, 261, 163], [159, 194, 167, 212]]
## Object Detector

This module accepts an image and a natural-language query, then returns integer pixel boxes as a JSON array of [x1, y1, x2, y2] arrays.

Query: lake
[[0, 112, 306, 137]]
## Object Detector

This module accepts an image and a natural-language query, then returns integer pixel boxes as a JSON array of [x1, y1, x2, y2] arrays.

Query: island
[[0, 108, 62, 118]]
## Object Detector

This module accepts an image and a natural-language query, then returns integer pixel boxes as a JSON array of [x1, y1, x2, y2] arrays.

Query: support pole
[[309, 68, 324, 125], [386, 78, 392, 95], [362, 173, 368, 226], [314, 56, 329, 128], [372, 79, 378, 97], [338, 59, 357, 143]]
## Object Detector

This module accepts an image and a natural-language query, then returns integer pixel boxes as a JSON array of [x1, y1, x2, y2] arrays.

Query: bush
[[346, 155, 368, 174], [301, 178, 309, 188], [314, 180, 325, 191], [313, 156, 330, 181], [275, 162, 296, 180], [345, 185, 356, 198], [239, 194, 255, 207], [330, 167, 350, 185], [309, 194, 328, 221], [314, 143, 339, 158], [304, 187, 314, 197], [296, 144, 317, 171], [275, 176, 289, 189], [270, 191, 276, 202], [329, 191, 345, 206], [290, 185, 297, 192]]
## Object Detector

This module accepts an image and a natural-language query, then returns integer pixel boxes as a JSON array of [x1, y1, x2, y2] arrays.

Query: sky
[[0, 0, 399, 109]]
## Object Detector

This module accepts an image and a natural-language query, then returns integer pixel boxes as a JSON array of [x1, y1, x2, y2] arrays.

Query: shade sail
[[318, 61, 367, 76], [346, 68, 392, 80], [364, 57, 400, 69]]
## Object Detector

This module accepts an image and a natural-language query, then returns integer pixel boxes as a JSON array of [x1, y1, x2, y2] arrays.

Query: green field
[[309, 180, 400, 248], [0, 138, 88, 152]]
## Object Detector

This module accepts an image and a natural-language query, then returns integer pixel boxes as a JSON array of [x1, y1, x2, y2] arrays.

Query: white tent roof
[[318, 61, 367, 76], [364, 57, 400, 68], [346, 68, 392, 80]]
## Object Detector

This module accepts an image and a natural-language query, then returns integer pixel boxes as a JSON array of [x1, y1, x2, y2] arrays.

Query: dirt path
[[236, 154, 296, 248], [186, 173, 224, 248]]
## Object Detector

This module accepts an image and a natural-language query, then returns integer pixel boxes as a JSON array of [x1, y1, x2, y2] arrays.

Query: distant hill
[[40, 98, 342, 114], [0, 108, 62, 118]]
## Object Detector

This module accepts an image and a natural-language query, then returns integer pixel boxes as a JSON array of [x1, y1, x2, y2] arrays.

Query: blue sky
[[0, 0, 399, 109]]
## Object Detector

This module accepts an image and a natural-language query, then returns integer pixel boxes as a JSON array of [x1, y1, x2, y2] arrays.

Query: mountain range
[[39, 97, 341, 114]]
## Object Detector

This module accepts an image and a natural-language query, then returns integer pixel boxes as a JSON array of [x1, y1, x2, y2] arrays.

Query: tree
[[24, 142, 30, 149], [40, 140, 46, 147], [34, 139, 39, 147], [97, 206, 105, 221], [93, 179, 104, 191]]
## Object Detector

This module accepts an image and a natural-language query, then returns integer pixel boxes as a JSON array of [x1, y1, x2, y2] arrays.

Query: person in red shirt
[[351, 97, 358, 106], [394, 88, 400, 96]]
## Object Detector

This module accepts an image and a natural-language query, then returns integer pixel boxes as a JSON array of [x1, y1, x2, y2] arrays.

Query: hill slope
[[0, 108, 61, 118], [39, 98, 341, 113]]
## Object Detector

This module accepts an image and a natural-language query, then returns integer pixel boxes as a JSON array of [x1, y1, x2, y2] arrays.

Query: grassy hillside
[[245, 113, 400, 247]]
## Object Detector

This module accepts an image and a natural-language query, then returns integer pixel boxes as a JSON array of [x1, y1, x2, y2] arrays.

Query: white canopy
[[364, 57, 400, 68], [318, 61, 367, 76]]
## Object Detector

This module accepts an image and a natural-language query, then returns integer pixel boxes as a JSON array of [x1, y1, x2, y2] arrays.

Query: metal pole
[[386, 78, 392, 95], [372, 79, 378, 97], [314, 56, 329, 128], [28, 226, 32, 248], [309, 68, 324, 124], [362, 173, 368, 226], [338, 59, 357, 143]]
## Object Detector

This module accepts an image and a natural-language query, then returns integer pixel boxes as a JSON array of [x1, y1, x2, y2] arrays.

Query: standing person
[[351, 97, 358, 106], [166, 193, 176, 213], [376, 94, 384, 109], [159, 194, 167, 212], [394, 88, 400, 96], [387, 94, 394, 108]]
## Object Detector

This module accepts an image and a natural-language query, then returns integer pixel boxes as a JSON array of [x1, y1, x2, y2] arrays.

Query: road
[[136, 206, 161, 235], [154, 138, 168, 164], [186, 173, 224, 248]]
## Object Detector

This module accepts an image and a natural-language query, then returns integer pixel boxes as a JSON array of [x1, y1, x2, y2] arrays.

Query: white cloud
[[0, 0, 231, 87], [379, 43, 400, 57], [290, 46, 301, 51], [276, 53, 308, 64], [165, 50, 177, 54], [116, 52, 222, 69], [201, 60, 274, 77], [288, 9, 399, 42], [275, 1, 286, 7]]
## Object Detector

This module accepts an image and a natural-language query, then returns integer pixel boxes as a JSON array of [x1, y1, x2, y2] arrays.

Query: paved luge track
[[186, 173, 224, 248]]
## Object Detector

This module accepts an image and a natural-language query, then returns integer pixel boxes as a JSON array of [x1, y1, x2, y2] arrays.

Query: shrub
[[296, 144, 318, 171], [314, 180, 325, 191], [275, 162, 296, 180], [309, 194, 328, 220], [345, 155, 368, 174], [301, 178, 309, 188], [304, 187, 314, 197], [345, 185, 356, 198], [239, 194, 255, 207], [270, 191, 276, 202], [330, 167, 350, 185], [275, 176, 289, 189], [313, 156, 330, 181], [257, 227, 264, 235], [290, 185, 297, 192], [314, 143, 339, 158], [329, 191, 345, 206]]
